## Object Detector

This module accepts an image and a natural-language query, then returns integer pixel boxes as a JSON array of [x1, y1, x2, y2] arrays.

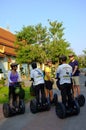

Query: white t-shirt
[[56, 63, 72, 85], [30, 68, 44, 86]]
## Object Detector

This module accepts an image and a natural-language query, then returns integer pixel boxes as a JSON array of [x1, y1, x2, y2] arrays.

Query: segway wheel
[[77, 94, 85, 107], [53, 93, 58, 106], [30, 99, 37, 114], [19, 100, 25, 114], [72, 99, 80, 115], [3, 103, 10, 117], [55, 102, 66, 119]]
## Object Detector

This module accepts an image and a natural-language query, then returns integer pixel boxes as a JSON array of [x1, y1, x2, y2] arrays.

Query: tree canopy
[[15, 20, 74, 64]]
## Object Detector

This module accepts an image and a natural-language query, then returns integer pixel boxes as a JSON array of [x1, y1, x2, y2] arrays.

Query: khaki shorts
[[72, 76, 80, 86]]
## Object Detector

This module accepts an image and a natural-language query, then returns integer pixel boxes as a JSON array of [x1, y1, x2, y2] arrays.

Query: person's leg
[[67, 84, 73, 107], [73, 85, 80, 97], [72, 76, 80, 97], [15, 95, 20, 111], [48, 81, 53, 103], [45, 81, 49, 98], [35, 85, 40, 104], [40, 84, 46, 104], [72, 77, 77, 97], [9, 85, 14, 108], [49, 89, 53, 103], [60, 84, 67, 107], [45, 88, 49, 98], [76, 85, 80, 95], [72, 85, 76, 97], [45, 80, 53, 102]]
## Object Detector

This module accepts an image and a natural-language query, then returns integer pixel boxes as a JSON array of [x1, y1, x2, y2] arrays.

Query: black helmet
[[31, 62, 37, 69]]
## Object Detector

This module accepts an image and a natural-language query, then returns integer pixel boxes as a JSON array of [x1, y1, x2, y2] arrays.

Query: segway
[[55, 81, 80, 119], [3, 82, 25, 118], [30, 97, 51, 114], [55, 96, 80, 119], [75, 94, 85, 107]]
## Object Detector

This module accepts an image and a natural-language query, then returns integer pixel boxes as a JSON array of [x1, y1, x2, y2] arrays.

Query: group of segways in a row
[[3, 81, 85, 119], [3, 81, 58, 118], [30, 81, 85, 119]]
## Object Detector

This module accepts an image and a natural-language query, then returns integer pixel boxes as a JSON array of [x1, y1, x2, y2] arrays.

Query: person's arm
[[55, 67, 60, 79], [8, 71, 13, 83], [56, 73, 59, 79], [72, 60, 79, 75], [30, 70, 34, 81], [72, 65, 78, 75]]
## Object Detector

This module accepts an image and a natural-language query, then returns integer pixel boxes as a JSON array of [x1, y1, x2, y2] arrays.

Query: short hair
[[31, 62, 37, 69], [60, 55, 67, 62]]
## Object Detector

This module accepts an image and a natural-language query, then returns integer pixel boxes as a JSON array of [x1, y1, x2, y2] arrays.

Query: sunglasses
[[13, 65, 17, 67]]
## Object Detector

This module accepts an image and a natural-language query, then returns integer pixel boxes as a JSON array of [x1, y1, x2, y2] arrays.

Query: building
[[0, 28, 17, 78], [0, 28, 30, 79]]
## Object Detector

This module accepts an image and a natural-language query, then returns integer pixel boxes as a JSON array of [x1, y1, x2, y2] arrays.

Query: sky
[[0, 0, 86, 55]]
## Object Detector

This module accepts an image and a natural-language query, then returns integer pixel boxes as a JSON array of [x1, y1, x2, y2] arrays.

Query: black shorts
[[45, 80, 53, 90]]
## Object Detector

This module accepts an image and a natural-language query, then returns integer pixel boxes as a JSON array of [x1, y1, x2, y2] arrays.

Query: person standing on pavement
[[69, 53, 80, 98], [30, 62, 46, 106], [44, 60, 54, 104], [56, 55, 73, 108]]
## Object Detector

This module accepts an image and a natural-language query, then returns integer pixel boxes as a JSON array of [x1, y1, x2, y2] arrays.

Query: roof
[[0, 28, 15, 42], [0, 28, 17, 57]]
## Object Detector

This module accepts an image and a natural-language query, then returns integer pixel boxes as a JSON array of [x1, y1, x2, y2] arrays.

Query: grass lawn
[[0, 86, 34, 104]]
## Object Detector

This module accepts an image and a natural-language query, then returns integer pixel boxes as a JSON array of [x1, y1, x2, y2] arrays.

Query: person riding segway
[[30, 62, 50, 114], [55, 55, 80, 119], [3, 63, 25, 117]]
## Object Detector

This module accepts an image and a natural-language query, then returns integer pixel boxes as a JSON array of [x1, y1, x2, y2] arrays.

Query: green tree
[[45, 20, 72, 63], [15, 20, 74, 64], [15, 24, 48, 64], [79, 49, 86, 68]]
